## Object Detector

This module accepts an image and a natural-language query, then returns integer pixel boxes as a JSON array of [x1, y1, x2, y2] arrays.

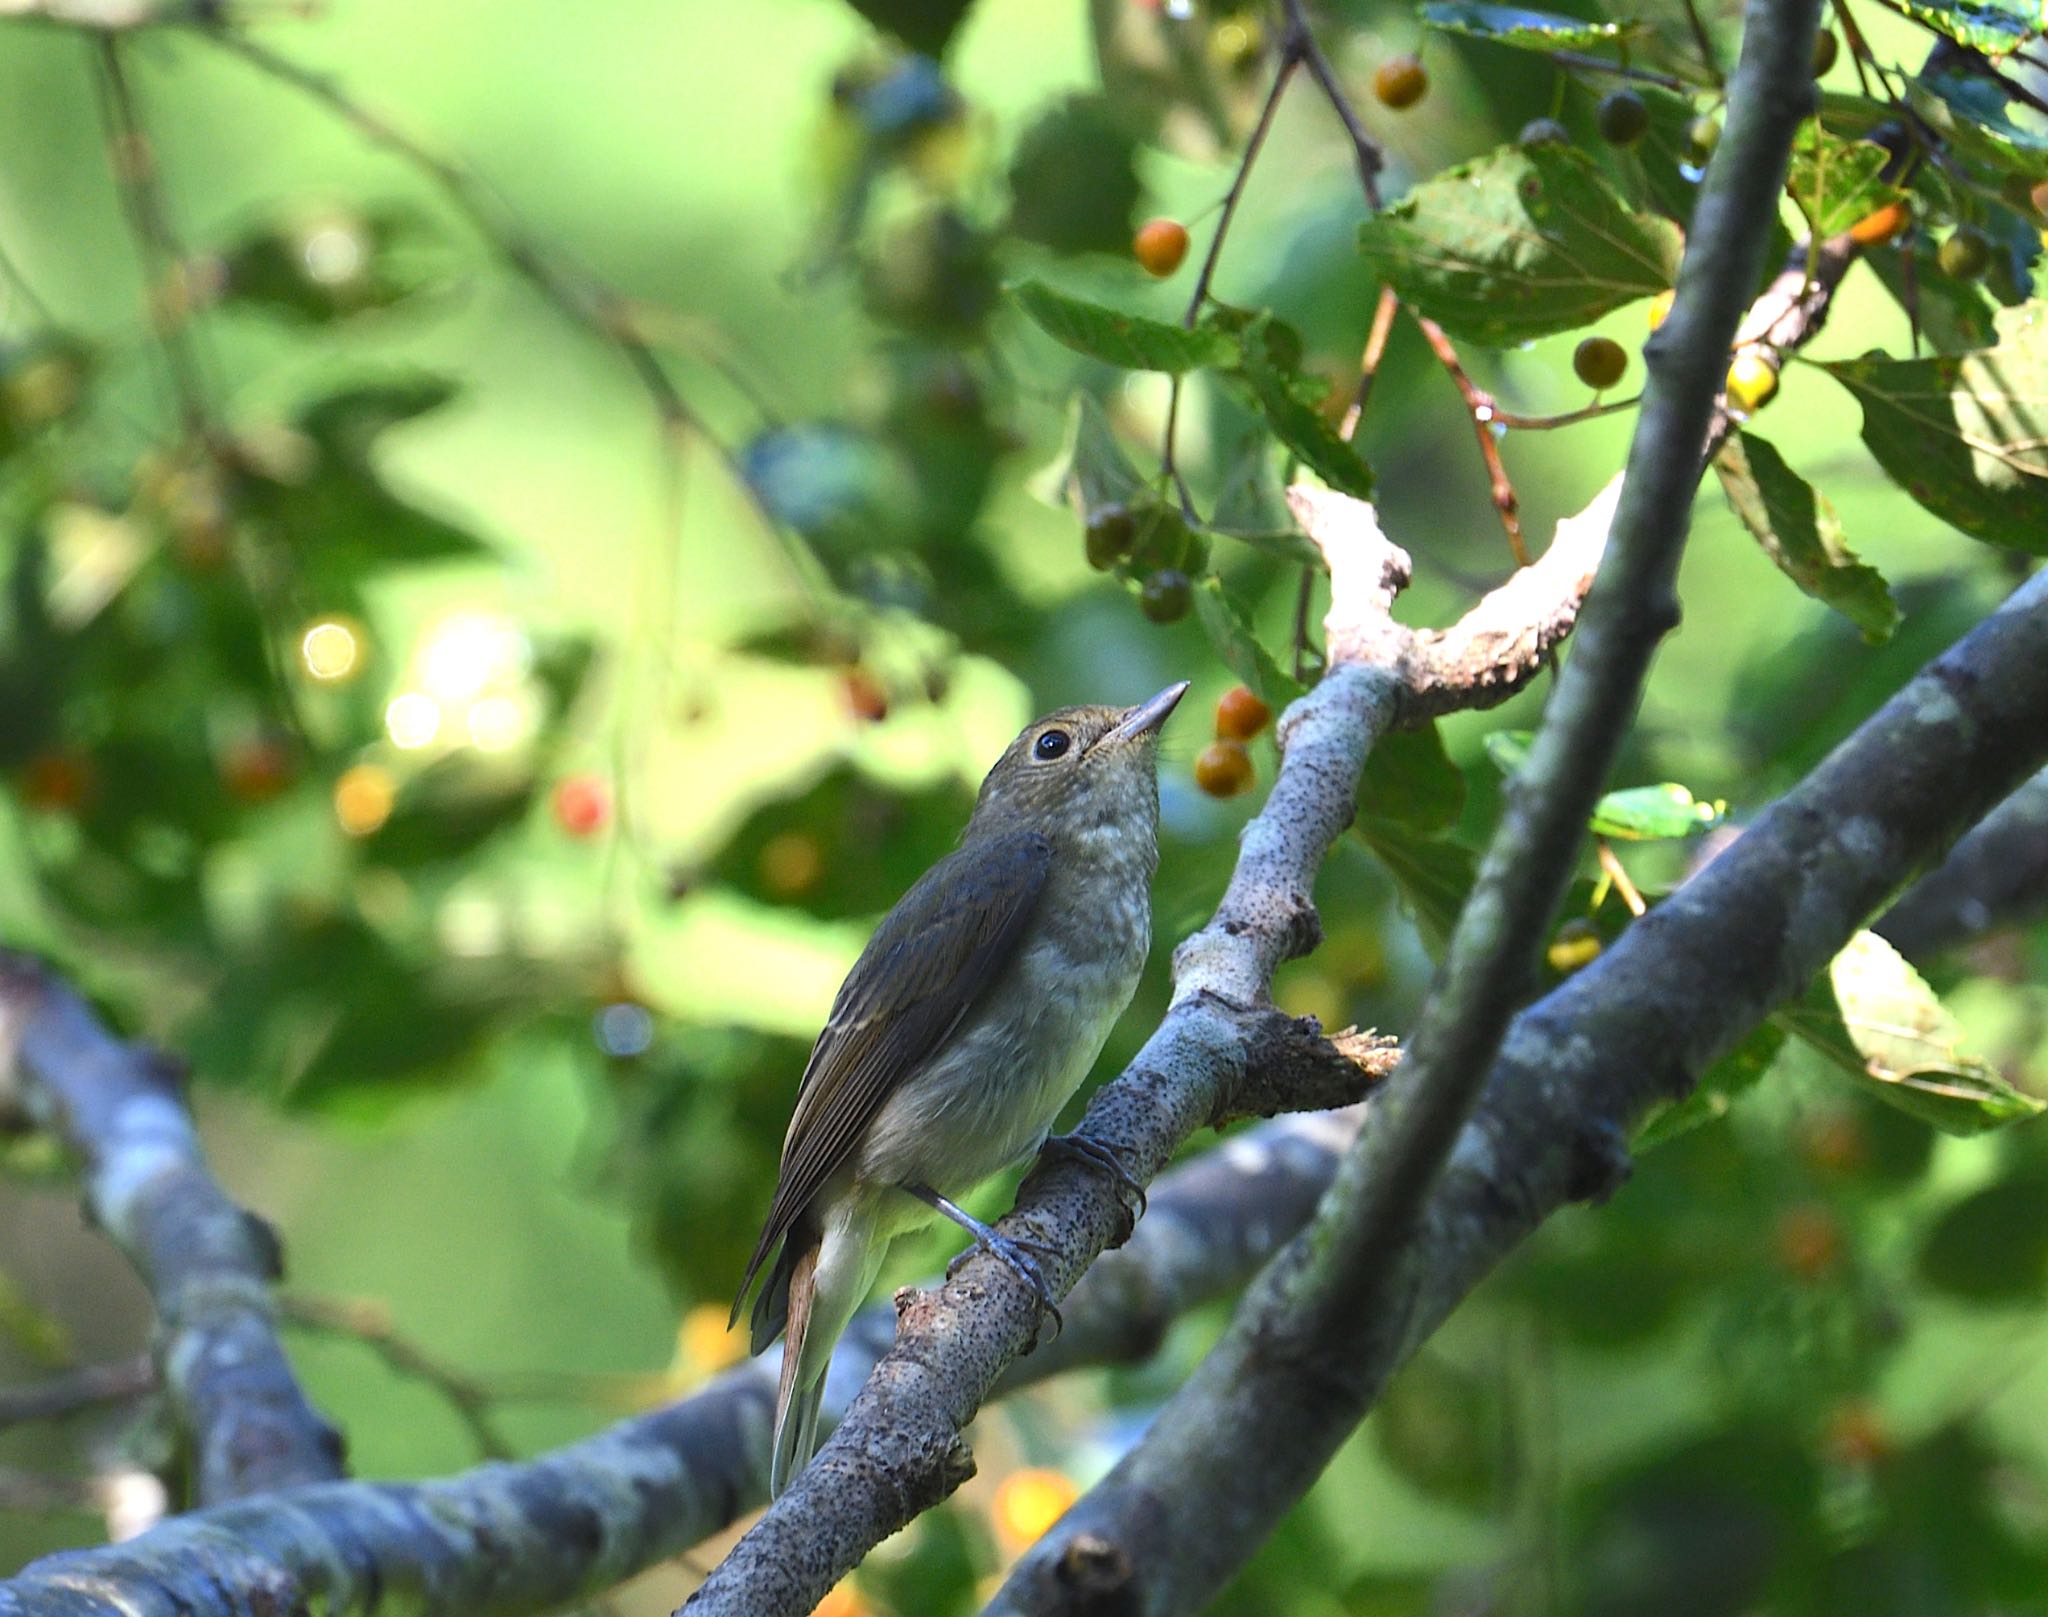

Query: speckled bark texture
[[674, 479, 1617, 1617], [0, 1103, 1378, 1617], [0, 954, 344, 1506], [988, 565, 2048, 1616]]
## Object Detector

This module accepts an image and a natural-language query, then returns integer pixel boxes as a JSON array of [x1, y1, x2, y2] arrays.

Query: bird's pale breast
[[854, 821, 1154, 1196]]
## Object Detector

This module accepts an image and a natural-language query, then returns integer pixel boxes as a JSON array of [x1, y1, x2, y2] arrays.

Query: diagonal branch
[[0, 1099, 1385, 1617], [0, 953, 345, 1505], [987, 0, 1824, 1607], [1878, 766, 2048, 959], [675, 489, 1617, 1615]]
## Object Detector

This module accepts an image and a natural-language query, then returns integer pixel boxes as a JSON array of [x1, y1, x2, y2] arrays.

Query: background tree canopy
[[3, 0, 2048, 1613]]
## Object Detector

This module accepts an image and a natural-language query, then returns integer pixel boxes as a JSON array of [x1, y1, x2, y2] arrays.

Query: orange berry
[[1848, 199, 1912, 246], [994, 1467, 1079, 1551], [1194, 738, 1254, 798], [1214, 685, 1271, 741], [1774, 1204, 1842, 1280], [1133, 217, 1190, 278], [2031, 179, 2048, 220], [1373, 53, 1428, 110], [552, 774, 611, 838]]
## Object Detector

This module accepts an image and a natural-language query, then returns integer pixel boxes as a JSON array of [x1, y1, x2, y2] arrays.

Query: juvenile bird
[[732, 682, 1187, 1496]]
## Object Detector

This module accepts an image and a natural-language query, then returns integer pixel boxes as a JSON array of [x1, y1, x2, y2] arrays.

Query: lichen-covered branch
[[0, 953, 345, 1505], [675, 489, 1616, 1617], [989, 1, 1823, 1607], [0, 1101, 1379, 1617], [1879, 766, 2048, 958]]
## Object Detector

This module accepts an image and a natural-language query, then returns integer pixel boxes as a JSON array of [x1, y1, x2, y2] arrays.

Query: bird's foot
[[1040, 1132, 1148, 1238], [907, 1182, 1064, 1347]]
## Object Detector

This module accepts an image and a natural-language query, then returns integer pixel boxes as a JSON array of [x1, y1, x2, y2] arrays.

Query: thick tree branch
[[0, 1102, 1379, 1616], [989, 2, 1823, 1608], [1878, 766, 2048, 958], [0, 953, 345, 1504], [991, 563, 2048, 1617], [676, 489, 1616, 1616]]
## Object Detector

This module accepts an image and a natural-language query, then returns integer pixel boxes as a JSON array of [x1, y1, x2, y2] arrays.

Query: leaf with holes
[[1784, 123, 1905, 240], [1890, 0, 2045, 59], [1421, 1, 1640, 50], [1777, 930, 2045, 1135], [1010, 279, 1239, 373], [1822, 305, 2048, 554], [1716, 431, 1899, 642], [1357, 144, 1680, 348]]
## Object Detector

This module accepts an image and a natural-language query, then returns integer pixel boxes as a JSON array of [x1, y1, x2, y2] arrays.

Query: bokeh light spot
[[301, 618, 362, 682], [384, 692, 441, 750], [333, 764, 395, 836]]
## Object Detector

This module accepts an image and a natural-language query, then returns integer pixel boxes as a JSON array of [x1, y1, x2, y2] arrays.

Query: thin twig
[[1339, 284, 1400, 441], [1681, 0, 1725, 87], [1493, 393, 1644, 430], [90, 35, 211, 445], [1283, 0, 1385, 208], [1548, 49, 1691, 89], [281, 1295, 513, 1461], [0, 1354, 156, 1431], [1409, 310, 1532, 565]]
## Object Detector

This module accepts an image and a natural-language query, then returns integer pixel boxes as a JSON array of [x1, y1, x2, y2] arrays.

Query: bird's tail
[[770, 1239, 823, 1499]]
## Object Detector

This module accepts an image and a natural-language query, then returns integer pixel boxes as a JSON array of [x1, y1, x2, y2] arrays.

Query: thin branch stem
[[1681, 0, 1725, 87], [1493, 393, 1644, 430], [0, 1354, 156, 1431], [1548, 49, 1691, 89], [1409, 309, 1531, 565], [1339, 284, 1400, 441]]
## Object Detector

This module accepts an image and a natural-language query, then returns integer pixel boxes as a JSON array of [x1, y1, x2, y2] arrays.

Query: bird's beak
[[1103, 680, 1190, 746]]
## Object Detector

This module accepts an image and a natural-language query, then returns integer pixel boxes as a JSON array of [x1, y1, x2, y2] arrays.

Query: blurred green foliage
[[3, 0, 2048, 1612]]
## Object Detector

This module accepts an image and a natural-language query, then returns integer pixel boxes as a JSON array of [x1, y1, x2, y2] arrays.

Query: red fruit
[[553, 774, 611, 838], [222, 737, 293, 803], [1194, 739, 1254, 798]]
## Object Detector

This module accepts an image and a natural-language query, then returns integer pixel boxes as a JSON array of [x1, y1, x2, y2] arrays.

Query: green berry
[[1937, 228, 1991, 282], [1139, 569, 1193, 624], [1685, 115, 1721, 164], [1812, 30, 1839, 76], [1573, 336, 1628, 390], [1084, 503, 1137, 570]]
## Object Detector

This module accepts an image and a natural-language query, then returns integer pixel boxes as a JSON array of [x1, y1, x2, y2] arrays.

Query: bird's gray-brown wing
[[732, 827, 1052, 1329]]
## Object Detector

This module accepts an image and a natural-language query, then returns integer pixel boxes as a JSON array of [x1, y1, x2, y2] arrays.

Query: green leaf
[[218, 206, 448, 325], [1489, 729, 1724, 840], [1009, 279, 1239, 373], [1006, 94, 1142, 255], [1357, 144, 1680, 348], [1917, 1173, 2048, 1300], [1635, 1022, 1788, 1149], [1784, 122, 1905, 240], [1421, 1, 1639, 51], [1033, 392, 1152, 517], [1889, 0, 2045, 59], [1193, 576, 1303, 708], [1715, 431, 1899, 642], [1359, 722, 1466, 836], [1778, 930, 2046, 1136], [1822, 305, 2048, 555], [1864, 246, 1999, 356], [1228, 317, 1376, 499], [1906, 78, 2048, 182], [1588, 782, 1725, 841], [1356, 818, 1478, 952]]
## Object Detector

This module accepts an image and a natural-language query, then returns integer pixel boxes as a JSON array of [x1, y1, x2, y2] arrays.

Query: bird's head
[[966, 681, 1189, 841]]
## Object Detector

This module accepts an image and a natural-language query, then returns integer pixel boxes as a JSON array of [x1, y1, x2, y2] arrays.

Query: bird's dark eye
[[1033, 729, 1072, 761]]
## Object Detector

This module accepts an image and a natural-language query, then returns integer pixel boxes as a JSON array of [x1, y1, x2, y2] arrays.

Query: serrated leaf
[[1890, 0, 2045, 59], [1635, 1022, 1787, 1149], [1906, 78, 2048, 182], [1784, 122, 1905, 240], [1822, 305, 2048, 554], [1010, 279, 1239, 373], [1715, 431, 1899, 642], [1421, 1, 1639, 50], [1229, 319, 1376, 499], [1357, 144, 1680, 348], [1778, 930, 2046, 1136], [1193, 576, 1303, 708]]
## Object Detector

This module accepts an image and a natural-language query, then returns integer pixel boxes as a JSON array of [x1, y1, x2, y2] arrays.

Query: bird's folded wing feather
[[733, 827, 1052, 1311]]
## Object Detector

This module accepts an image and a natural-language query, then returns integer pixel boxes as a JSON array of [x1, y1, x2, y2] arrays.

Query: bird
[[731, 681, 1188, 1497]]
